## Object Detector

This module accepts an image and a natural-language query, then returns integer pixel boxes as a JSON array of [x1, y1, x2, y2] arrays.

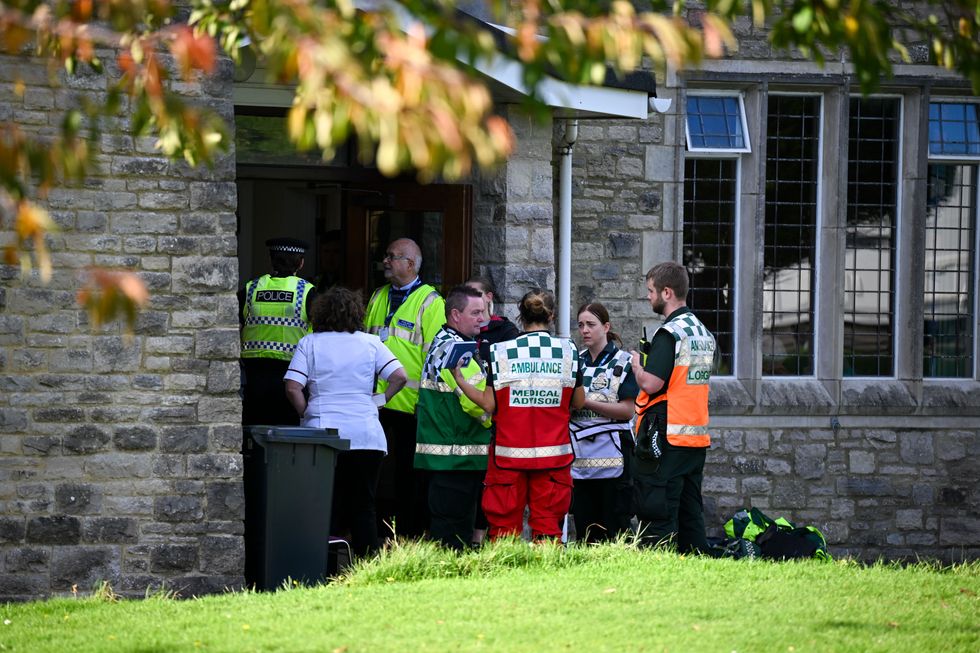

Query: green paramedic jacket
[[365, 283, 446, 414], [414, 327, 491, 471]]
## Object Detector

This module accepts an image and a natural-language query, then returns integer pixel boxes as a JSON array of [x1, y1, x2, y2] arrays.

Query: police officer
[[239, 237, 315, 426], [630, 261, 716, 553], [364, 238, 446, 538]]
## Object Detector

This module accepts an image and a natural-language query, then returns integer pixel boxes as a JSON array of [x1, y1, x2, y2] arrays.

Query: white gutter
[[557, 119, 577, 338]]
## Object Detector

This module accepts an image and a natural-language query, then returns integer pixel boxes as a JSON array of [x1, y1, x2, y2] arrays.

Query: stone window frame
[[680, 77, 980, 416]]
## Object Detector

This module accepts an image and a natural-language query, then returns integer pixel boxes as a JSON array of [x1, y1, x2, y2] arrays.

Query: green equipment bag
[[723, 508, 832, 561]]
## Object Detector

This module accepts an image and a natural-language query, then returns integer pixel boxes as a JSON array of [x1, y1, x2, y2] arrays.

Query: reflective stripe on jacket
[[365, 284, 446, 413], [489, 332, 579, 470], [634, 311, 715, 447], [241, 275, 313, 361]]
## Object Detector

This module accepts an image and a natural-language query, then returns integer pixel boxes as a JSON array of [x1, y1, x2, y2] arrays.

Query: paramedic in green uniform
[[414, 285, 492, 549]]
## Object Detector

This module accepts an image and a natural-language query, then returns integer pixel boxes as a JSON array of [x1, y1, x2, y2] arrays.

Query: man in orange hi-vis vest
[[629, 261, 716, 553]]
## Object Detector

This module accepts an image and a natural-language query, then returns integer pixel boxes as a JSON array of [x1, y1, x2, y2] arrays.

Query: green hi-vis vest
[[415, 328, 491, 471], [365, 283, 446, 414], [241, 275, 313, 362]]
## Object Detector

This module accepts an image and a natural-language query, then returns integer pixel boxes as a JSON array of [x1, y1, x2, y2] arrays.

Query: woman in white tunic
[[285, 287, 407, 557]]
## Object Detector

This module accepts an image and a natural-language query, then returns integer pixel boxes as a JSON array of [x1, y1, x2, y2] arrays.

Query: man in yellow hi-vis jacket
[[365, 238, 446, 538]]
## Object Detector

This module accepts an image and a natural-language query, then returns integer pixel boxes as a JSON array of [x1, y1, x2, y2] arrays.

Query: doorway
[[236, 171, 473, 295]]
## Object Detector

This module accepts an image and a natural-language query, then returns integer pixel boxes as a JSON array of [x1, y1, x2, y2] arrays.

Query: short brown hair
[[446, 285, 483, 319], [311, 287, 364, 333], [646, 262, 689, 299]]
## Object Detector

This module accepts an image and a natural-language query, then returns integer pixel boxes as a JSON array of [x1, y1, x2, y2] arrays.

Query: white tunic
[[284, 331, 403, 452]]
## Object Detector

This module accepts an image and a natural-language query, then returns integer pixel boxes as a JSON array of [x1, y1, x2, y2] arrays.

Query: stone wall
[[472, 106, 555, 319], [0, 53, 244, 600]]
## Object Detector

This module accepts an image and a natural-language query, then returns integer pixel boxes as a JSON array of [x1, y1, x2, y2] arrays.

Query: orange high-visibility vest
[[634, 311, 715, 448]]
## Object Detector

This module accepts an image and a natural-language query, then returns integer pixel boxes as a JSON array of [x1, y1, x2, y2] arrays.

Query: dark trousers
[[632, 442, 708, 553], [241, 359, 299, 428], [572, 435, 634, 543], [332, 449, 384, 557], [376, 408, 429, 539], [427, 470, 484, 550]]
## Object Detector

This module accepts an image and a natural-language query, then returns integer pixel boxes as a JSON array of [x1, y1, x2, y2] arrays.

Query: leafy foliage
[[1, 0, 979, 327]]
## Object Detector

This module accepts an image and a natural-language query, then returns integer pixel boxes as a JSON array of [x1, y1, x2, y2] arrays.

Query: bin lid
[[245, 426, 350, 450]]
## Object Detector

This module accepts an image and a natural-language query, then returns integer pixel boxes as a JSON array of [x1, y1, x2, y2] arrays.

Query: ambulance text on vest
[[509, 361, 563, 375]]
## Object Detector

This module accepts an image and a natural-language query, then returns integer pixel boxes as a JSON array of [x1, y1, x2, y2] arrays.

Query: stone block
[[33, 407, 85, 423], [84, 454, 154, 481], [195, 398, 241, 424], [0, 518, 26, 543], [206, 482, 245, 521], [206, 361, 240, 393], [161, 426, 208, 454], [93, 337, 140, 372], [794, 444, 826, 480], [112, 426, 157, 451], [190, 182, 238, 211], [195, 329, 240, 359], [608, 232, 640, 259], [50, 546, 120, 591], [5, 546, 49, 573], [82, 517, 139, 544], [55, 483, 102, 515], [842, 477, 892, 497], [26, 516, 81, 544], [150, 543, 198, 572], [154, 496, 204, 522], [0, 574, 47, 599], [899, 432, 934, 465], [172, 257, 238, 292], [703, 476, 737, 493], [170, 574, 245, 598], [741, 477, 772, 495], [188, 454, 243, 477], [63, 425, 111, 454], [199, 535, 245, 574], [209, 426, 242, 454], [848, 450, 875, 474], [895, 509, 923, 530], [1, 408, 29, 433]]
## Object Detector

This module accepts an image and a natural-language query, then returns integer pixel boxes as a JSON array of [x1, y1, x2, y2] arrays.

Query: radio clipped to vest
[[638, 326, 651, 368]]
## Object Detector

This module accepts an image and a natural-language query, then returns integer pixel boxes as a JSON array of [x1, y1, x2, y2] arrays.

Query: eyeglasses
[[383, 253, 410, 262]]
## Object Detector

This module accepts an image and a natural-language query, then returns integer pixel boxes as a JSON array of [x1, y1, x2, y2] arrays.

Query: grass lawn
[[3, 540, 978, 652]]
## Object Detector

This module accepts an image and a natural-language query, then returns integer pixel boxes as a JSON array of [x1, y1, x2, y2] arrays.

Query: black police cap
[[266, 237, 309, 254]]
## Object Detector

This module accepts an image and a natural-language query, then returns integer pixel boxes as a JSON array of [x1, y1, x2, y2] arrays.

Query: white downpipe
[[557, 120, 578, 338]]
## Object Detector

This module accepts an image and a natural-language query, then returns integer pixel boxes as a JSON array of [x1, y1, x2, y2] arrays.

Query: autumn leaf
[[77, 268, 150, 332]]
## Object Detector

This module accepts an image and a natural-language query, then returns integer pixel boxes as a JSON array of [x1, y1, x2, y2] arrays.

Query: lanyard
[[385, 279, 422, 326]]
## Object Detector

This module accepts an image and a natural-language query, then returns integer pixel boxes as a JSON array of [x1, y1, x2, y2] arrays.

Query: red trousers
[[482, 461, 572, 539]]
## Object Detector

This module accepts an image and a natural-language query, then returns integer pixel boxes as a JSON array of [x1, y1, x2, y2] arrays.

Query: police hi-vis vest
[[489, 332, 579, 470], [570, 348, 633, 480], [634, 311, 715, 448], [414, 327, 491, 471], [241, 275, 313, 361], [365, 283, 446, 414]]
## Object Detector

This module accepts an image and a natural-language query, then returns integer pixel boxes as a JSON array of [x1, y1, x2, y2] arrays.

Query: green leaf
[[792, 8, 813, 34]]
